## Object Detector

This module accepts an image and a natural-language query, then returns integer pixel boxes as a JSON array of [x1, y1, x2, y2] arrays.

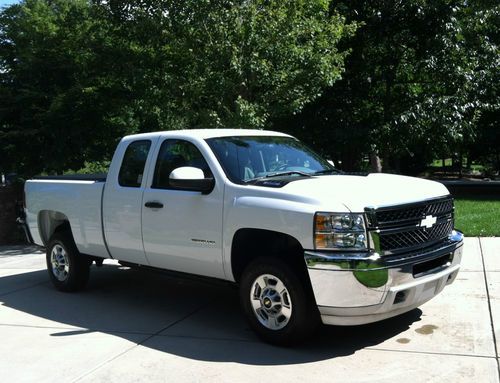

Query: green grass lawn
[[454, 198, 500, 237]]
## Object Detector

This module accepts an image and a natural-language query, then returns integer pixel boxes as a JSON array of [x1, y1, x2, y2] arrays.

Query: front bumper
[[304, 230, 463, 326]]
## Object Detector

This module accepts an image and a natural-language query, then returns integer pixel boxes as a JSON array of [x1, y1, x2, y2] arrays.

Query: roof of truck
[[123, 129, 292, 141]]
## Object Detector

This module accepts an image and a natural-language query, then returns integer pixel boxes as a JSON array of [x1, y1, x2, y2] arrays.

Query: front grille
[[366, 196, 454, 254], [367, 198, 454, 228], [379, 219, 454, 251]]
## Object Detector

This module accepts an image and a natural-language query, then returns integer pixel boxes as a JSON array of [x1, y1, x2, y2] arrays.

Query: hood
[[280, 173, 450, 212]]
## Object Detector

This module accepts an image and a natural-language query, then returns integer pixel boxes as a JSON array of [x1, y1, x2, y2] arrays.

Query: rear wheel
[[46, 231, 91, 292], [240, 257, 319, 345]]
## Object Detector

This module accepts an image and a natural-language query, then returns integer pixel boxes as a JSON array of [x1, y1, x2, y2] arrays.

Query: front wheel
[[239, 257, 319, 345], [46, 231, 91, 292]]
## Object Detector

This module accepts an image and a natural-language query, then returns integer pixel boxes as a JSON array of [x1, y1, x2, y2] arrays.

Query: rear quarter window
[[118, 140, 151, 187]]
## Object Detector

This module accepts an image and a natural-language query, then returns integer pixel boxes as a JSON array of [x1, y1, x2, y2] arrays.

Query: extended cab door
[[103, 138, 157, 264], [141, 138, 225, 279]]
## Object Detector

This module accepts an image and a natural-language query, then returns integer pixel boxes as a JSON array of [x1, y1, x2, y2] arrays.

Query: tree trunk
[[370, 151, 383, 173], [458, 151, 463, 178]]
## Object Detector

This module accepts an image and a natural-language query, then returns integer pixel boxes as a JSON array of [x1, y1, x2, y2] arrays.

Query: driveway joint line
[[0, 281, 48, 298], [0, 323, 80, 330], [366, 346, 496, 360], [479, 237, 500, 383], [71, 302, 212, 383], [0, 268, 46, 270], [0, 323, 163, 336], [154, 333, 257, 343]]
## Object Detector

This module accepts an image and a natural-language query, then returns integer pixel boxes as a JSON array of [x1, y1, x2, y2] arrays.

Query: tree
[[0, 0, 356, 176], [0, 0, 139, 176], [95, 0, 356, 130], [460, 1, 500, 174], [278, 1, 499, 174]]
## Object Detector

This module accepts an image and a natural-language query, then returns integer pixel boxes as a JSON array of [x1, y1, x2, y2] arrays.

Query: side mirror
[[169, 167, 215, 194]]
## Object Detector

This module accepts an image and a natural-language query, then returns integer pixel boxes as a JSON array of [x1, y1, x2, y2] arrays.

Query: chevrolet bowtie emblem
[[420, 215, 437, 229]]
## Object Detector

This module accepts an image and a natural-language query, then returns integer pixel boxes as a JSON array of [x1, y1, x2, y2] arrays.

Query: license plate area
[[413, 253, 452, 278]]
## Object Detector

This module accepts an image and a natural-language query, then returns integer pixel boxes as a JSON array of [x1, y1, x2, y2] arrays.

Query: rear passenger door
[[103, 139, 156, 264], [141, 138, 225, 279]]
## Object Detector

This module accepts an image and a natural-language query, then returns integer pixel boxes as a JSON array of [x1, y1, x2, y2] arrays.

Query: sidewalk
[[0, 238, 498, 382]]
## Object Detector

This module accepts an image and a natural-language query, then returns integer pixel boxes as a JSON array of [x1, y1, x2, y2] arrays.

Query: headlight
[[314, 212, 367, 250]]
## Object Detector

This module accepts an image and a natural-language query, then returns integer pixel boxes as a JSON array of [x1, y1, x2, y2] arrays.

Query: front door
[[141, 139, 225, 279]]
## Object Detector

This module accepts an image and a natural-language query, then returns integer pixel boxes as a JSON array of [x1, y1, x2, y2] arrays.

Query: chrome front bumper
[[304, 230, 464, 326]]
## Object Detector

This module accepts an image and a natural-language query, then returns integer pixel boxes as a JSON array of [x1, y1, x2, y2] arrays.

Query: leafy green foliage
[[101, 0, 356, 129], [278, 1, 499, 173], [0, 1, 497, 177], [0, 0, 355, 176], [63, 160, 111, 175], [0, 0, 140, 175]]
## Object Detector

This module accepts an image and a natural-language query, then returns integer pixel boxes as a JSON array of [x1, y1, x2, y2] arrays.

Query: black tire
[[239, 257, 319, 346], [46, 231, 91, 292]]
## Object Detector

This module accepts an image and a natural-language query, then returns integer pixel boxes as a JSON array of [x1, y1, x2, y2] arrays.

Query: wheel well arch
[[38, 210, 71, 246], [230, 228, 305, 283]]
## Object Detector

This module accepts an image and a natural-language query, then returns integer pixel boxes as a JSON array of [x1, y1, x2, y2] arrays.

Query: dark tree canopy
[[0, 0, 355, 175], [277, 0, 499, 173], [0, 0, 498, 176]]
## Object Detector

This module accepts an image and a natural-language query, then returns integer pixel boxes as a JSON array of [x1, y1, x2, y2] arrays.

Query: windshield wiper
[[245, 171, 313, 184], [313, 169, 343, 175], [265, 171, 313, 178]]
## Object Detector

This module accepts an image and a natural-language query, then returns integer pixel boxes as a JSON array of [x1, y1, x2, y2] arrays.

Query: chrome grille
[[365, 197, 454, 254], [379, 219, 454, 251], [367, 198, 454, 228]]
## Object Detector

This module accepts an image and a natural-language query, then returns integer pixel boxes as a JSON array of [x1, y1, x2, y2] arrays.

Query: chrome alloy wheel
[[250, 274, 292, 330], [50, 244, 70, 282]]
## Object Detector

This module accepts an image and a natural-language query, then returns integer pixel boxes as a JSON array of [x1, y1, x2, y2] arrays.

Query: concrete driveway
[[0, 238, 498, 382]]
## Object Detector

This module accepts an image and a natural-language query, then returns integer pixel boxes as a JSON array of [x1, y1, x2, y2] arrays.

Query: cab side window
[[152, 139, 212, 189], [118, 140, 151, 187]]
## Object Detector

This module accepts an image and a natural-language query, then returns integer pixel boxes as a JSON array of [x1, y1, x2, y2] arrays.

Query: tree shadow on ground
[[0, 262, 422, 366]]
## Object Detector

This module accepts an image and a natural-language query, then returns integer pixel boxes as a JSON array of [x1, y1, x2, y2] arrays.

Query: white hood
[[281, 173, 450, 212]]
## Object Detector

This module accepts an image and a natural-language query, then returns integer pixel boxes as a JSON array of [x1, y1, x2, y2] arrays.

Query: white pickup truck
[[24, 129, 463, 344]]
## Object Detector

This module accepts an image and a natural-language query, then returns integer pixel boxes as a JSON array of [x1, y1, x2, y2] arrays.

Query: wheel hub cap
[[50, 244, 70, 282], [250, 274, 292, 330]]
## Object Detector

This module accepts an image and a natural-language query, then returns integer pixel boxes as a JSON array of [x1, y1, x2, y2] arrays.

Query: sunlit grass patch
[[454, 199, 500, 237]]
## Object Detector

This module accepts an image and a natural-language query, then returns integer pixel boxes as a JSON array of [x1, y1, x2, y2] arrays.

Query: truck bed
[[25, 177, 109, 258]]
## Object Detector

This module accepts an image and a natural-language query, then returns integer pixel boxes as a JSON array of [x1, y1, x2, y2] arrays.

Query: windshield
[[206, 135, 337, 184]]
